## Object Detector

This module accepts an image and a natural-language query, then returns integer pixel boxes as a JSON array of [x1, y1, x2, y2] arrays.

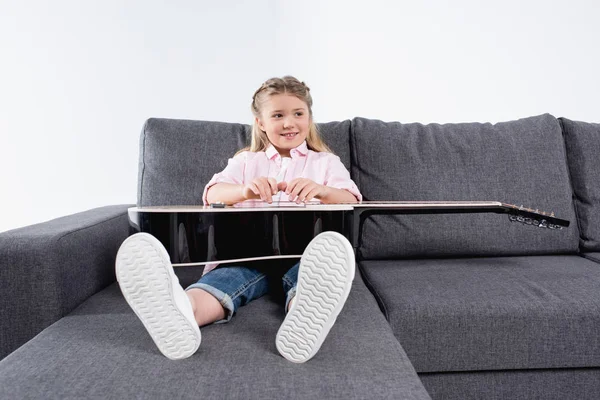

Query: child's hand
[[284, 178, 328, 203], [242, 177, 278, 203], [277, 181, 288, 192]]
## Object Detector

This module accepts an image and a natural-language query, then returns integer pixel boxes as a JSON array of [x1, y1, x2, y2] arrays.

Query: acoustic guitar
[[127, 201, 570, 267]]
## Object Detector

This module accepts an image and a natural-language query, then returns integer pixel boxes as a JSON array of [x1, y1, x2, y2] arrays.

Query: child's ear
[[255, 117, 265, 131]]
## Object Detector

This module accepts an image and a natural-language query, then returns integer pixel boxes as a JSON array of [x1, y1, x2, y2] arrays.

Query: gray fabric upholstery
[[0, 205, 132, 360], [314, 120, 353, 169], [583, 252, 600, 263], [359, 255, 600, 372], [560, 117, 600, 252], [0, 274, 431, 400], [138, 118, 351, 206], [138, 118, 248, 206], [420, 368, 600, 400], [351, 114, 579, 259]]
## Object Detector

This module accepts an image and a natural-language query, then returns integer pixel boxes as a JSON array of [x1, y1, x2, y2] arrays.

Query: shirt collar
[[266, 140, 309, 160]]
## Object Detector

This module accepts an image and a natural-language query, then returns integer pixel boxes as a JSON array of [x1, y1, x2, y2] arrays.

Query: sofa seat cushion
[[419, 368, 600, 400], [360, 255, 600, 373], [0, 273, 430, 400], [350, 114, 579, 259]]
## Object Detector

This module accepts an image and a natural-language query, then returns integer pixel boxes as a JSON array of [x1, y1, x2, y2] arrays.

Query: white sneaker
[[276, 231, 356, 363], [116, 232, 201, 360]]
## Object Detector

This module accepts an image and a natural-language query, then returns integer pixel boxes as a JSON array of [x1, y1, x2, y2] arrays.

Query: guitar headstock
[[502, 203, 569, 229]]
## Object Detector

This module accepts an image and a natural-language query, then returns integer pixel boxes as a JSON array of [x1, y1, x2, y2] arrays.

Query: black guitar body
[[129, 208, 349, 265]]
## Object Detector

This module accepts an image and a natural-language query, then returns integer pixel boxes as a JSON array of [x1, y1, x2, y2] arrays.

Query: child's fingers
[[267, 178, 278, 195], [249, 183, 261, 199], [258, 181, 271, 203], [297, 184, 318, 203], [263, 182, 273, 203], [257, 178, 274, 203], [294, 185, 309, 202], [251, 180, 266, 202], [290, 182, 308, 203], [303, 186, 321, 202], [286, 181, 300, 201], [284, 178, 299, 195]]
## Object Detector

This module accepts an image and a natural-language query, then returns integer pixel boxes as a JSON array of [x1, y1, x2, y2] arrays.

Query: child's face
[[257, 93, 310, 157]]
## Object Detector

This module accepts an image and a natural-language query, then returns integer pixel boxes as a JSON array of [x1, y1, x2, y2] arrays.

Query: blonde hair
[[236, 76, 332, 156]]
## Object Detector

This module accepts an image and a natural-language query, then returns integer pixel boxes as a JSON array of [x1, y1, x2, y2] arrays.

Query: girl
[[116, 76, 362, 363]]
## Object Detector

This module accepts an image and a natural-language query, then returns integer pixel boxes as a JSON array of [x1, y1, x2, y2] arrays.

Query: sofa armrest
[[0, 204, 133, 359]]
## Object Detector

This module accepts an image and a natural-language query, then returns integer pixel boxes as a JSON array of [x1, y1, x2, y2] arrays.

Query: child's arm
[[318, 186, 359, 204], [205, 183, 246, 205]]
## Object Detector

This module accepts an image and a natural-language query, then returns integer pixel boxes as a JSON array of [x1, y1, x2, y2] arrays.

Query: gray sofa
[[1, 114, 599, 399]]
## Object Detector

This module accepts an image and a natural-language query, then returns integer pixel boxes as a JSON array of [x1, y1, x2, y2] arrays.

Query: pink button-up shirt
[[199, 141, 362, 275], [202, 141, 362, 205]]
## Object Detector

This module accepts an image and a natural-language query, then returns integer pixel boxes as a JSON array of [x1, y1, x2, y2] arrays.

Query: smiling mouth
[[280, 132, 298, 137]]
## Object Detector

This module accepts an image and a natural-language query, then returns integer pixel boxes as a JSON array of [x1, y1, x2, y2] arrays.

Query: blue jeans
[[186, 261, 299, 324]]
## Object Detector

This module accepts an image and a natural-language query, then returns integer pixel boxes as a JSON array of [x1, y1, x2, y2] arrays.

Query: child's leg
[[116, 233, 201, 361], [276, 231, 356, 363], [185, 288, 226, 327], [281, 262, 300, 312], [185, 264, 271, 325]]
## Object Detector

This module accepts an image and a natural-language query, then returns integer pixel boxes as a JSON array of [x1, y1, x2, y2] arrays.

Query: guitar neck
[[347, 201, 569, 229]]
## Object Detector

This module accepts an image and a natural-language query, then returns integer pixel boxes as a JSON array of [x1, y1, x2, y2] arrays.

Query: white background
[[1, 0, 598, 233]]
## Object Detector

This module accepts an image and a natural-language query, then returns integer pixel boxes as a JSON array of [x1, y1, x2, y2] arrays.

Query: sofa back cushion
[[351, 114, 579, 259], [138, 118, 351, 206], [560, 118, 600, 252]]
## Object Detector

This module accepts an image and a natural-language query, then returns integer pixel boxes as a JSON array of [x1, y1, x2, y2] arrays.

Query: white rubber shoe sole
[[276, 231, 356, 363], [116, 232, 201, 360]]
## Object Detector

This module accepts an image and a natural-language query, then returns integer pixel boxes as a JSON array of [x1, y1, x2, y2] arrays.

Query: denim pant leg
[[282, 262, 300, 312], [186, 265, 269, 324]]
